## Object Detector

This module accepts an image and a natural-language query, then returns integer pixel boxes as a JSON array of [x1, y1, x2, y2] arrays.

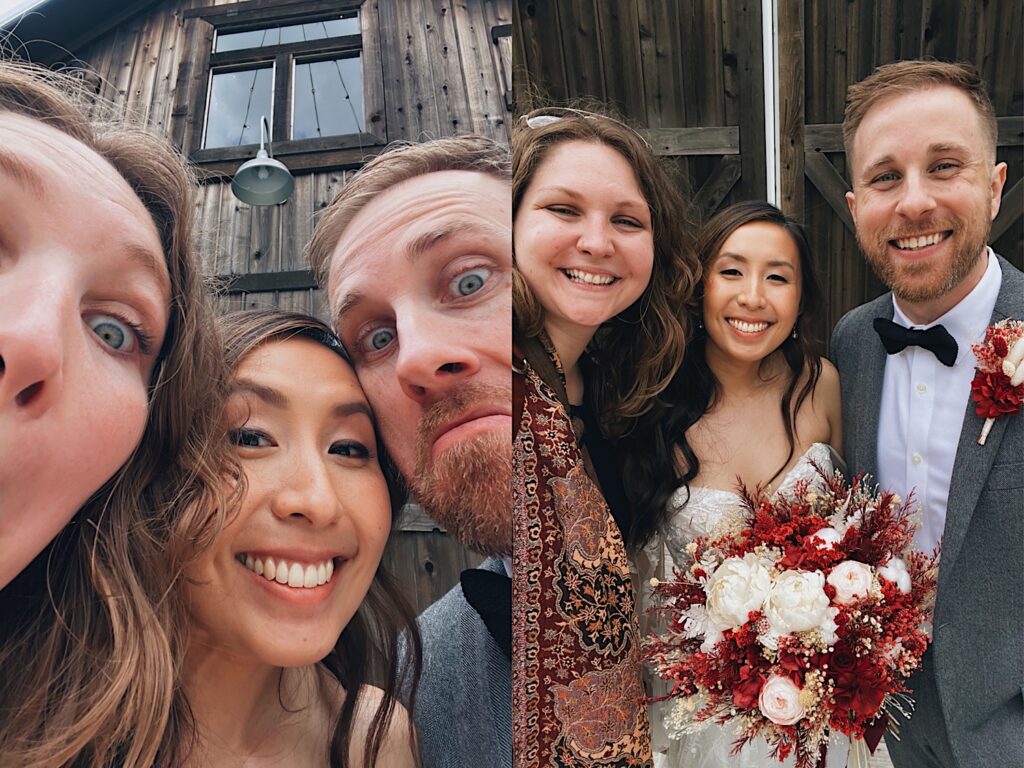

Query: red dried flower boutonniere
[[970, 319, 1024, 445]]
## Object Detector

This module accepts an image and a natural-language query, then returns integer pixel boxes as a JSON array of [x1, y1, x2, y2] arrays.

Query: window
[[183, 0, 384, 175]]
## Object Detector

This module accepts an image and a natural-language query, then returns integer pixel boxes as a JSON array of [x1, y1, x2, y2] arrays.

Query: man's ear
[[990, 161, 1008, 221], [845, 190, 857, 226]]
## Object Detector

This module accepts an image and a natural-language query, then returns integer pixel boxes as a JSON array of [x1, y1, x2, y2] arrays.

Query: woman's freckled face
[[701, 221, 802, 366], [0, 113, 170, 589], [184, 337, 391, 668], [514, 140, 655, 349]]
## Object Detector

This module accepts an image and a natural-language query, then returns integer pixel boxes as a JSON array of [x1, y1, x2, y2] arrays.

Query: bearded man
[[831, 60, 1023, 768], [306, 135, 512, 768]]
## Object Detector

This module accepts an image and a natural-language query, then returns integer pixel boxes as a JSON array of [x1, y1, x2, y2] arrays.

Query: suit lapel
[[938, 256, 1022, 582], [849, 298, 892, 480]]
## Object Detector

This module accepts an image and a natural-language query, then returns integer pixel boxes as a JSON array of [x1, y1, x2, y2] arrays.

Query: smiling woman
[[0, 60, 232, 765], [177, 309, 419, 768], [511, 104, 700, 767]]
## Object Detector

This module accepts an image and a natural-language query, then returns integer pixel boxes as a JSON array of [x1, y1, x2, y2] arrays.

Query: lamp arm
[[260, 115, 273, 157]]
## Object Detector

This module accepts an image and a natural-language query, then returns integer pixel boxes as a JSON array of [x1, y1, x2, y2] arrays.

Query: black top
[[571, 395, 631, 540]]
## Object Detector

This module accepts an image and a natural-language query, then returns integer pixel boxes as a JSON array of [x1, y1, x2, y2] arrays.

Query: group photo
[[0, 0, 1021, 766]]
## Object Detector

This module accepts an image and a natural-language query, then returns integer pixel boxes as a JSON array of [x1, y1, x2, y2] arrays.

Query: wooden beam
[[992, 178, 1023, 242], [208, 34, 360, 67], [643, 126, 740, 156], [694, 155, 742, 216], [805, 116, 1024, 153], [217, 269, 318, 294], [804, 151, 854, 233], [777, 0, 804, 217], [184, 0, 363, 27]]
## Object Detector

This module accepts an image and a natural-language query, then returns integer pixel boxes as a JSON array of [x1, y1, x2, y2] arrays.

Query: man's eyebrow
[[333, 288, 365, 327], [232, 379, 288, 408], [0, 149, 47, 197], [405, 221, 506, 263]]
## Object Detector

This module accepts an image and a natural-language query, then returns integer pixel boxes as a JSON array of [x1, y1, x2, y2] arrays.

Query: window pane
[[204, 68, 273, 149], [292, 56, 364, 140], [215, 13, 359, 52]]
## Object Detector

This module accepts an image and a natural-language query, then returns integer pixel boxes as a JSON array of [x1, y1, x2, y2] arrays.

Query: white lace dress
[[648, 443, 852, 768]]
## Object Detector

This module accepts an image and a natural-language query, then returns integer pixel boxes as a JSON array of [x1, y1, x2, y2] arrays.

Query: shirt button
[[912, 453, 922, 465], [916, 383, 927, 393]]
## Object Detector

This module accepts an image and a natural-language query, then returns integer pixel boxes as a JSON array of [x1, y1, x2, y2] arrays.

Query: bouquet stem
[[849, 738, 870, 768], [978, 417, 995, 445]]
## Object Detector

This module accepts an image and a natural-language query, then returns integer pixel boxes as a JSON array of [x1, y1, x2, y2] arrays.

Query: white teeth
[[895, 232, 945, 250], [239, 554, 337, 590], [564, 268, 615, 285], [728, 319, 769, 333]]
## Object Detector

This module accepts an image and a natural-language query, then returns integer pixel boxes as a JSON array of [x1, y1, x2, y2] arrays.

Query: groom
[[306, 135, 513, 767], [831, 60, 1023, 767]]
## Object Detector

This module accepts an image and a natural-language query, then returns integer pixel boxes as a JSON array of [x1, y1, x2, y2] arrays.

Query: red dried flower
[[971, 371, 1024, 419]]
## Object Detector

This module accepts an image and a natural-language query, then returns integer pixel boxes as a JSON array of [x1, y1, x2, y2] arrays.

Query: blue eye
[[330, 440, 371, 459], [87, 314, 136, 352], [369, 328, 395, 350], [228, 428, 272, 448], [450, 267, 491, 297]]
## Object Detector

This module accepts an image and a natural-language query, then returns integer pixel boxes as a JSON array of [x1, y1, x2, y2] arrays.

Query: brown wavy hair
[[203, 309, 422, 768], [0, 60, 236, 766], [512, 104, 700, 437]]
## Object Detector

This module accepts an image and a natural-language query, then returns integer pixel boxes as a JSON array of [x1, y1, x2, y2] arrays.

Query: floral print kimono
[[512, 333, 652, 767]]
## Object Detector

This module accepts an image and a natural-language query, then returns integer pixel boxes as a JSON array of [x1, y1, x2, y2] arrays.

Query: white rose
[[758, 675, 806, 725], [809, 526, 843, 550], [704, 553, 773, 630], [765, 570, 830, 633], [818, 606, 840, 646], [827, 560, 874, 605], [877, 557, 912, 594]]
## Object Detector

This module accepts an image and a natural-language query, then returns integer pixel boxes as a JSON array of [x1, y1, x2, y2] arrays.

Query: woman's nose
[[0, 291, 65, 414], [737, 279, 766, 309], [268, 456, 347, 528], [576, 217, 614, 258]]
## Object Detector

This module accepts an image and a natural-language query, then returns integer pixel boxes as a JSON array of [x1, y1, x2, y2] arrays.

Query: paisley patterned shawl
[[513, 333, 653, 767]]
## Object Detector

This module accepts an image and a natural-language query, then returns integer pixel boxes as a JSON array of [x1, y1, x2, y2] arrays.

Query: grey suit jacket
[[412, 557, 511, 768], [831, 254, 1023, 768]]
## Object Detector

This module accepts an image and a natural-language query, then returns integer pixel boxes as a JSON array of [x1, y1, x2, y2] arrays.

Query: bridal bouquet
[[645, 467, 939, 768]]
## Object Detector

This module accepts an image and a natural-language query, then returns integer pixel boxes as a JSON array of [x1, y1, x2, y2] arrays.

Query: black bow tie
[[873, 317, 958, 366], [460, 568, 511, 660]]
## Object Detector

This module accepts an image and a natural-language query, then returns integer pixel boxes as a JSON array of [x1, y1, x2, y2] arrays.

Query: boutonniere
[[970, 319, 1024, 445]]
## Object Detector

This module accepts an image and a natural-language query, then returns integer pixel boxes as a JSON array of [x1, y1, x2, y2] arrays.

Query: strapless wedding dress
[[649, 443, 851, 768]]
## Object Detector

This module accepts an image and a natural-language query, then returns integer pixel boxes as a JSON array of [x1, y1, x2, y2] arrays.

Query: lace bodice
[[661, 442, 836, 565]]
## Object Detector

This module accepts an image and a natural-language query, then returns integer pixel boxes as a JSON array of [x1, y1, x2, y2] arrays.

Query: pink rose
[[826, 560, 873, 605], [758, 675, 805, 725]]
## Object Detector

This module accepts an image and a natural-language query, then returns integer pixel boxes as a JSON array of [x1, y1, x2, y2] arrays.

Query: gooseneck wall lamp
[[230, 115, 295, 206]]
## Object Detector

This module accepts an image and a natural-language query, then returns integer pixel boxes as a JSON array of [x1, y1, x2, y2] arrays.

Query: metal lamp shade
[[231, 149, 295, 205]]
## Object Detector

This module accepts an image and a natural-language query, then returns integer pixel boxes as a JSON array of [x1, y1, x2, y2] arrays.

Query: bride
[[623, 201, 870, 767]]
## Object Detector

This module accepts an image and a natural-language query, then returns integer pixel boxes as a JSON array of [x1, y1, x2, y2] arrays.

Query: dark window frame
[[183, 0, 385, 177]]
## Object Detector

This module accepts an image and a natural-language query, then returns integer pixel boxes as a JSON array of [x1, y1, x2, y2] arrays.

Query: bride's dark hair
[[620, 201, 823, 549]]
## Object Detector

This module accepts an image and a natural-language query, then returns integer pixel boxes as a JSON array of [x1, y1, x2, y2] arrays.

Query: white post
[[762, 0, 781, 206]]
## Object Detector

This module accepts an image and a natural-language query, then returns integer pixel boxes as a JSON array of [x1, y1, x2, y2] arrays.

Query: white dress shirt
[[876, 249, 1002, 553]]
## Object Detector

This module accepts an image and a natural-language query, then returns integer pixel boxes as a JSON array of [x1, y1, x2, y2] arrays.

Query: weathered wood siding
[[514, 0, 768, 215], [68, 0, 513, 612], [779, 0, 1023, 347]]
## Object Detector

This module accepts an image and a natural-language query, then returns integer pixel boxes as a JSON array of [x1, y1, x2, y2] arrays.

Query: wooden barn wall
[[70, 0, 513, 612], [779, 0, 1024, 348], [514, 0, 768, 215]]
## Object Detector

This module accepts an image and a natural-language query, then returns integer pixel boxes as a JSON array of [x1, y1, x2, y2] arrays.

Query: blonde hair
[[512, 106, 700, 435], [843, 59, 998, 165], [0, 60, 236, 767], [306, 135, 511, 285]]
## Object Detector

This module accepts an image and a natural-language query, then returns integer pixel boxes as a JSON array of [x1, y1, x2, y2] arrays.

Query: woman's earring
[[791, 326, 799, 340]]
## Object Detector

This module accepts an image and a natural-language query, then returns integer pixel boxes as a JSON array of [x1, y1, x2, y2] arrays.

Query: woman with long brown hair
[[512, 104, 700, 767], [0, 60, 233, 765], [174, 309, 420, 768]]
